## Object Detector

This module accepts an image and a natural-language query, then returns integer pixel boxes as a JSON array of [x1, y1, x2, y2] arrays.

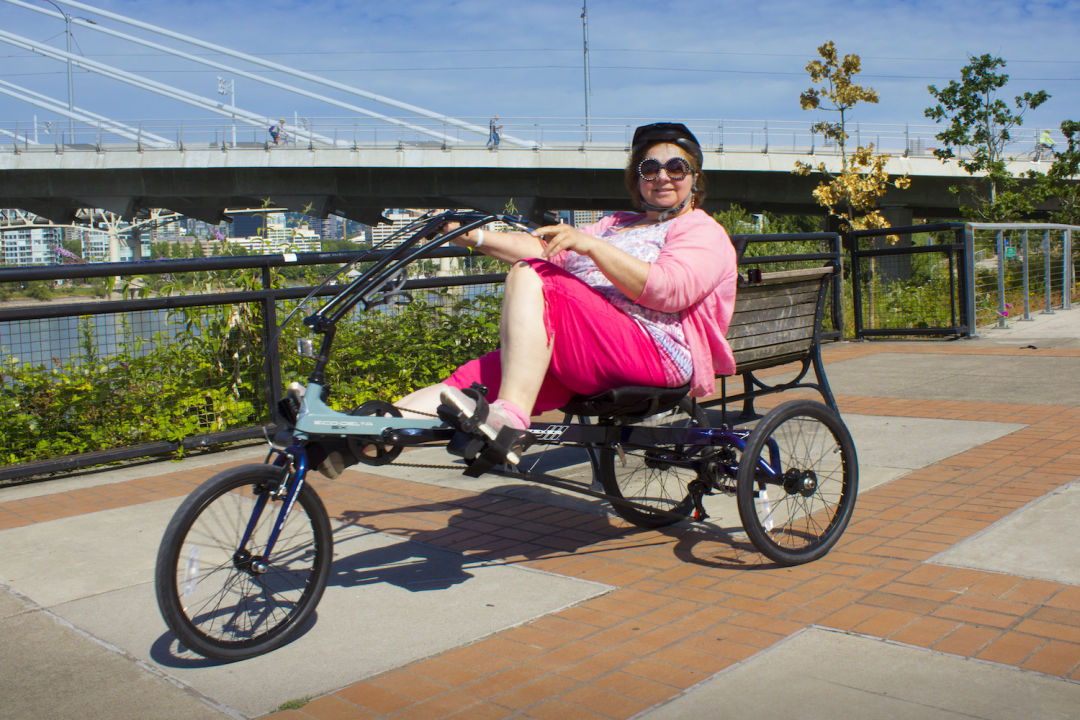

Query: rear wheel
[[736, 400, 857, 565], [597, 398, 709, 528], [154, 464, 332, 661]]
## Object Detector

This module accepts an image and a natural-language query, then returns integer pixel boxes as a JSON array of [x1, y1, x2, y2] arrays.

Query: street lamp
[[40, 0, 74, 140], [217, 76, 236, 147], [580, 1, 592, 144]]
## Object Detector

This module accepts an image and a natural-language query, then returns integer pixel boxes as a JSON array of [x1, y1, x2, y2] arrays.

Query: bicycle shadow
[[331, 477, 777, 594], [149, 483, 774, 668], [331, 483, 622, 591]]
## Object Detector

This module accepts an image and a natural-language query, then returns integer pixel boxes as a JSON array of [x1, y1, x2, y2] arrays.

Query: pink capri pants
[[445, 259, 669, 414]]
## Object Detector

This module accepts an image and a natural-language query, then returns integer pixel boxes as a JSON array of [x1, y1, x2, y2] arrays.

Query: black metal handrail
[[0, 228, 856, 483], [846, 222, 968, 339]]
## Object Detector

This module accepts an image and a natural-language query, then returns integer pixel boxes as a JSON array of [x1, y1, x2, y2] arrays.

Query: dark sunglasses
[[638, 157, 691, 182]]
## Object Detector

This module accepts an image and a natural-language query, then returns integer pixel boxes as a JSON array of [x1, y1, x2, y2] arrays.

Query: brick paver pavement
[[3, 342, 1079, 719]]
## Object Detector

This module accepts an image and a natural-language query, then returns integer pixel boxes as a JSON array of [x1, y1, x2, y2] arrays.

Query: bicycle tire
[[154, 463, 333, 661], [596, 398, 708, 528], [736, 400, 857, 565]]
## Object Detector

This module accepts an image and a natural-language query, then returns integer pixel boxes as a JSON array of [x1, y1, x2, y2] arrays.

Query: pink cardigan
[[581, 209, 737, 397]]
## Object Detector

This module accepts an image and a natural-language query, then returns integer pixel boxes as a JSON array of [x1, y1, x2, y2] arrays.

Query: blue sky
[[1, 0, 1078, 140]]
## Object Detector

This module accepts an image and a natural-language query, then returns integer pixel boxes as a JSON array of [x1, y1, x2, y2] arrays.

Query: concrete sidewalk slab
[[1, 589, 231, 720], [935, 480, 1080, 585], [972, 308, 1080, 348], [4, 335, 1080, 719], [825, 352, 1080, 405], [0, 497, 610, 718], [642, 628, 1080, 720]]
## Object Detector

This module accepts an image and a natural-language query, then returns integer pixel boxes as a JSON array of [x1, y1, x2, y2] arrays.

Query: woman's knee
[[504, 259, 543, 295]]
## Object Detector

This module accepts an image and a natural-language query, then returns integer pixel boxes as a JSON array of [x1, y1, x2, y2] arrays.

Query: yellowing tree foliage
[[794, 41, 910, 232]]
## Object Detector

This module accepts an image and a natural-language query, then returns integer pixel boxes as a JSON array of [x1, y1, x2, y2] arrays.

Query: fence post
[[995, 230, 1007, 328], [830, 233, 843, 337], [1065, 228, 1073, 310], [1043, 229, 1053, 314], [261, 265, 283, 422], [962, 224, 976, 336], [1022, 230, 1031, 320]]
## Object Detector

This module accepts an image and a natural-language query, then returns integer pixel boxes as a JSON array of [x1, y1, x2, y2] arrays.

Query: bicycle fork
[[233, 445, 309, 575]]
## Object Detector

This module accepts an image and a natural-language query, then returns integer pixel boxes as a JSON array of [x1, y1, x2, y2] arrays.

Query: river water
[[0, 309, 184, 370]]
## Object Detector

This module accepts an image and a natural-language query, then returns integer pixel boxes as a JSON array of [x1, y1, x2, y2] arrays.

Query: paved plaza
[[2, 310, 1080, 719]]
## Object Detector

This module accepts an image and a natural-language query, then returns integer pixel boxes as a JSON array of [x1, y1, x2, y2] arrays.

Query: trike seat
[[559, 384, 690, 421]]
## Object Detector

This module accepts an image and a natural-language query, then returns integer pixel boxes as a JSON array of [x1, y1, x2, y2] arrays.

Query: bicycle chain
[[379, 404, 462, 471]]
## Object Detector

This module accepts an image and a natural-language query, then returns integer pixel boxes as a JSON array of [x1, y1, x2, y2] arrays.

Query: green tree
[[794, 41, 910, 232], [925, 54, 1050, 220], [24, 280, 54, 300], [1030, 120, 1080, 224], [61, 236, 83, 261]]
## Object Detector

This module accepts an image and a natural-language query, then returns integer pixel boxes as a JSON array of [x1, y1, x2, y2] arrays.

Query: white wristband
[[475, 229, 484, 247]]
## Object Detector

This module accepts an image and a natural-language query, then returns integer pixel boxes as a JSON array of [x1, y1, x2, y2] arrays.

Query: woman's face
[[637, 142, 695, 213]]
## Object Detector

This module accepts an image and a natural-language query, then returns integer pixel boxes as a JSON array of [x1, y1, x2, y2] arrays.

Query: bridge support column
[[881, 205, 913, 228]]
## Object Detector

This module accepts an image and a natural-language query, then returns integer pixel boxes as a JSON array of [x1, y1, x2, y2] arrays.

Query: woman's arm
[[443, 223, 546, 264], [532, 223, 651, 300], [636, 214, 735, 313]]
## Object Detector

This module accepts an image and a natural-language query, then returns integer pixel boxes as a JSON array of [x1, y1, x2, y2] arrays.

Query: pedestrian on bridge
[[268, 119, 287, 146], [487, 116, 502, 149], [313, 122, 739, 477], [1036, 129, 1055, 162]]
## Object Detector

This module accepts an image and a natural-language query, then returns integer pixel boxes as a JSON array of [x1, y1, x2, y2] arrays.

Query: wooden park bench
[[702, 264, 839, 421]]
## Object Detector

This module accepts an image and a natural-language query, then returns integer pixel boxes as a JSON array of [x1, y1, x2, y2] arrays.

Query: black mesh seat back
[[559, 384, 690, 421]]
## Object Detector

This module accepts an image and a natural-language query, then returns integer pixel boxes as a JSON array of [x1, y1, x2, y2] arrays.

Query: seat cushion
[[559, 384, 690, 420]]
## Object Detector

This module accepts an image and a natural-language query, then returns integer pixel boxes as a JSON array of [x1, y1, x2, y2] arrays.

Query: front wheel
[[736, 400, 857, 565], [154, 463, 333, 661]]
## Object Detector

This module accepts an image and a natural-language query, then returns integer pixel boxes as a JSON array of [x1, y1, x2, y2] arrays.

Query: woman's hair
[[623, 131, 707, 210]]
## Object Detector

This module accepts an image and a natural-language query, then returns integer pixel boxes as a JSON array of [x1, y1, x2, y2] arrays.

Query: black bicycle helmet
[[631, 122, 703, 167]]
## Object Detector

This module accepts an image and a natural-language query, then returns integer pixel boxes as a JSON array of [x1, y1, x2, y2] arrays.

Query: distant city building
[[228, 218, 321, 254], [571, 210, 605, 227], [1, 226, 63, 265], [79, 226, 129, 262], [229, 210, 265, 239]]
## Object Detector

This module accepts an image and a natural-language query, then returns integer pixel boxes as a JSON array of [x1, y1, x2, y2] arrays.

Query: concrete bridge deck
[[0, 144, 1036, 225]]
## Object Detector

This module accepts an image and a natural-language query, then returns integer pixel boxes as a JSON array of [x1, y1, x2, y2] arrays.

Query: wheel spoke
[[155, 464, 332, 660], [737, 401, 857, 565]]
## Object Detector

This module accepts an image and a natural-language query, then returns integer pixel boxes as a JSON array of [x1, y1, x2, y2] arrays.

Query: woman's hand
[[533, 224, 598, 258], [438, 220, 476, 248], [535, 222, 650, 300]]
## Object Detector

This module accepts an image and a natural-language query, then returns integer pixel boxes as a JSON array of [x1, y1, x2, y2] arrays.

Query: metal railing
[[8, 221, 1079, 482], [0, 234, 842, 482], [965, 223, 1077, 329], [1, 115, 1064, 161], [848, 223, 970, 338]]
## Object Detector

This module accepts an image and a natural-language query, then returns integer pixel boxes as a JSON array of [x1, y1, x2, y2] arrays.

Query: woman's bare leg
[[495, 261, 552, 414], [395, 382, 449, 418], [395, 260, 552, 419]]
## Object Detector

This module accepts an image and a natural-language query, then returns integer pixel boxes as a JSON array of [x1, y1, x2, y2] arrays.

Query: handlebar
[[292, 209, 548, 383]]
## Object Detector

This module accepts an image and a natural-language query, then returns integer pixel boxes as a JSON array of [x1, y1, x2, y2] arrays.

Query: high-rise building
[[0, 226, 63, 265]]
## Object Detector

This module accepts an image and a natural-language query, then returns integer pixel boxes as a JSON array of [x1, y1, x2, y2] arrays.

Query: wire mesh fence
[[847, 224, 968, 338], [0, 248, 505, 480]]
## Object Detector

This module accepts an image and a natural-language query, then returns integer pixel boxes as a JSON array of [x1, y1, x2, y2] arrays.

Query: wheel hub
[[232, 549, 267, 575], [783, 468, 818, 497]]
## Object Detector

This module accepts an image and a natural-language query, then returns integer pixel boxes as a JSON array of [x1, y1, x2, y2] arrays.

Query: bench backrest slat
[[726, 266, 833, 376]]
